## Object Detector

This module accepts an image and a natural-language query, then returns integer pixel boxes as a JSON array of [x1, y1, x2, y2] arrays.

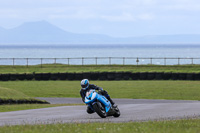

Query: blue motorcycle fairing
[[97, 94, 111, 113], [84, 90, 111, 113], [85, 90, 98, 104]]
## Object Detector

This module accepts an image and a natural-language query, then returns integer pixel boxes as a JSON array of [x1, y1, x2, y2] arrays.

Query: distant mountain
[[0, 21, 115, 44], [124, 34, 200, 44], [0, 20, 200, 45]]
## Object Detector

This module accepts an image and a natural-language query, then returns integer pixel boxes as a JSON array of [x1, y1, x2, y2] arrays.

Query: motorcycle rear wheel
[[113, 107, 120, 117]]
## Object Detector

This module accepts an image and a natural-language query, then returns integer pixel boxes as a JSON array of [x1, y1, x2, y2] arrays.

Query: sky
[[0, 0, 200, 37]]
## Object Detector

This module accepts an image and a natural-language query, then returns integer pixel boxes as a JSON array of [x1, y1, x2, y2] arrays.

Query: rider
[[80, 79, 116, 114]]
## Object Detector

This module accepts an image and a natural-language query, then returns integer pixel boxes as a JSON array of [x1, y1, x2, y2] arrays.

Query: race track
[[0, 98, 200, 126]]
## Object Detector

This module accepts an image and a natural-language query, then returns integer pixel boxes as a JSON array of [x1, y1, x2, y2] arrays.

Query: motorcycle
[[84, 89, 120, 118]]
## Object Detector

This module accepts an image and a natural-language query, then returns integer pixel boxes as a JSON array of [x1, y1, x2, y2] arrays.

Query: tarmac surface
[[0, 98, 200, 126]]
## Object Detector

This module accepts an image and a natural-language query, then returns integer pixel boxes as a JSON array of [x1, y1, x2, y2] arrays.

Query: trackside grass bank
[[1, 119, 200, 133], [0, 104, 84, 112], [0, 81, 200, 100], [1, 64, 200, 74], [0, 86, 48, 105]]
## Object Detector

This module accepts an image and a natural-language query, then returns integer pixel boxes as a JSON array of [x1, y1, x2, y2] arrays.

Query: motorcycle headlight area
[[86, 90, 95, 97], [86, 90, 97, 101]]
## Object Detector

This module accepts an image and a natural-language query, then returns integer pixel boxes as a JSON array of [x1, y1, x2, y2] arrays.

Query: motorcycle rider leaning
[[80, 79, 116, 114]]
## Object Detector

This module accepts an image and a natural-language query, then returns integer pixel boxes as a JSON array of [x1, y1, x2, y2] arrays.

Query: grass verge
[[1, 64, 200, 73], [0, 80, 200, 100], [0, 86, 48, 105], [0, 104, 84, 112], [0, 119, 200, 133]]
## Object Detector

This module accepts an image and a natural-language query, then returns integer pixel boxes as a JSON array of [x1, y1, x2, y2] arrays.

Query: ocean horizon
[[0, 44, 200, 65]]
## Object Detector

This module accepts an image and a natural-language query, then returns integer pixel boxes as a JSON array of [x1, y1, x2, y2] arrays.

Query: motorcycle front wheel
[[93, 102, 107, 118]]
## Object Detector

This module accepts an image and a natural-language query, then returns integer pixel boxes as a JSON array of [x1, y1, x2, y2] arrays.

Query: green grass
[[0, 85, 82, 112], [0, 86, 29, 99], [0, 86, 48, 104], [1, 64, 200, 73], [0, 104, 83, 112], [0, 86, 37, 103], [1, 119, 200, 133], [0, 80, 200, 131], [1, 80, 200, 112], [1, 81, 200, 100]]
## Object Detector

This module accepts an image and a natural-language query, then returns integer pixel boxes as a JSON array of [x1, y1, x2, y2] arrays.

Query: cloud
[[49, 12, 96, 20], [164, 4, 200, 11], [138, 13, 155, 20], [0, 0, 200, 37], [101, 13, 135, 22], [0, 0, 199, 21], [159, 0, 200, 11], [0, 9, 20, 18], [101, 12, 155, 22]]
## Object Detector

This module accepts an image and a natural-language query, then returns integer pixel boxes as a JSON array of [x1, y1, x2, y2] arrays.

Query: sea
[[0, 44, 200, 65]]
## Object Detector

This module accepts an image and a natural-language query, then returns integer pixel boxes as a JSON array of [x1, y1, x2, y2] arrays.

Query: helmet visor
[[81, 84, 88, 89]]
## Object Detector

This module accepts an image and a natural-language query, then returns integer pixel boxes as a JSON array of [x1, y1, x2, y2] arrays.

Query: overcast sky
[[0, 0, 200, 37]]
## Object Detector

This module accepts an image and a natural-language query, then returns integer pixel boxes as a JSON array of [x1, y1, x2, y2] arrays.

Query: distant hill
[[124, 34, 200, 44], [0, 21, 115, 44], [0, 21, 200, 45]]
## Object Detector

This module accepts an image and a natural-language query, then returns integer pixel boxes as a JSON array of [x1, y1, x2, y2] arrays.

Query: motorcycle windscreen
[[85, 91, 98, 104]]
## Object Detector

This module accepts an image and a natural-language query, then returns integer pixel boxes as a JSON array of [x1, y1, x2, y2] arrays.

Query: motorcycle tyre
[[113, 106, 120, 117], [93, 102, 107, 118]]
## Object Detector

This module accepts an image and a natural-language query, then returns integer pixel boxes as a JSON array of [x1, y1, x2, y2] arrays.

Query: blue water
[[0, 45, 200, 65]]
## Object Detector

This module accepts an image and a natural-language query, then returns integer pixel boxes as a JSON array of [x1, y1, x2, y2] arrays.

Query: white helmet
[[81, 79, 89, 90]]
